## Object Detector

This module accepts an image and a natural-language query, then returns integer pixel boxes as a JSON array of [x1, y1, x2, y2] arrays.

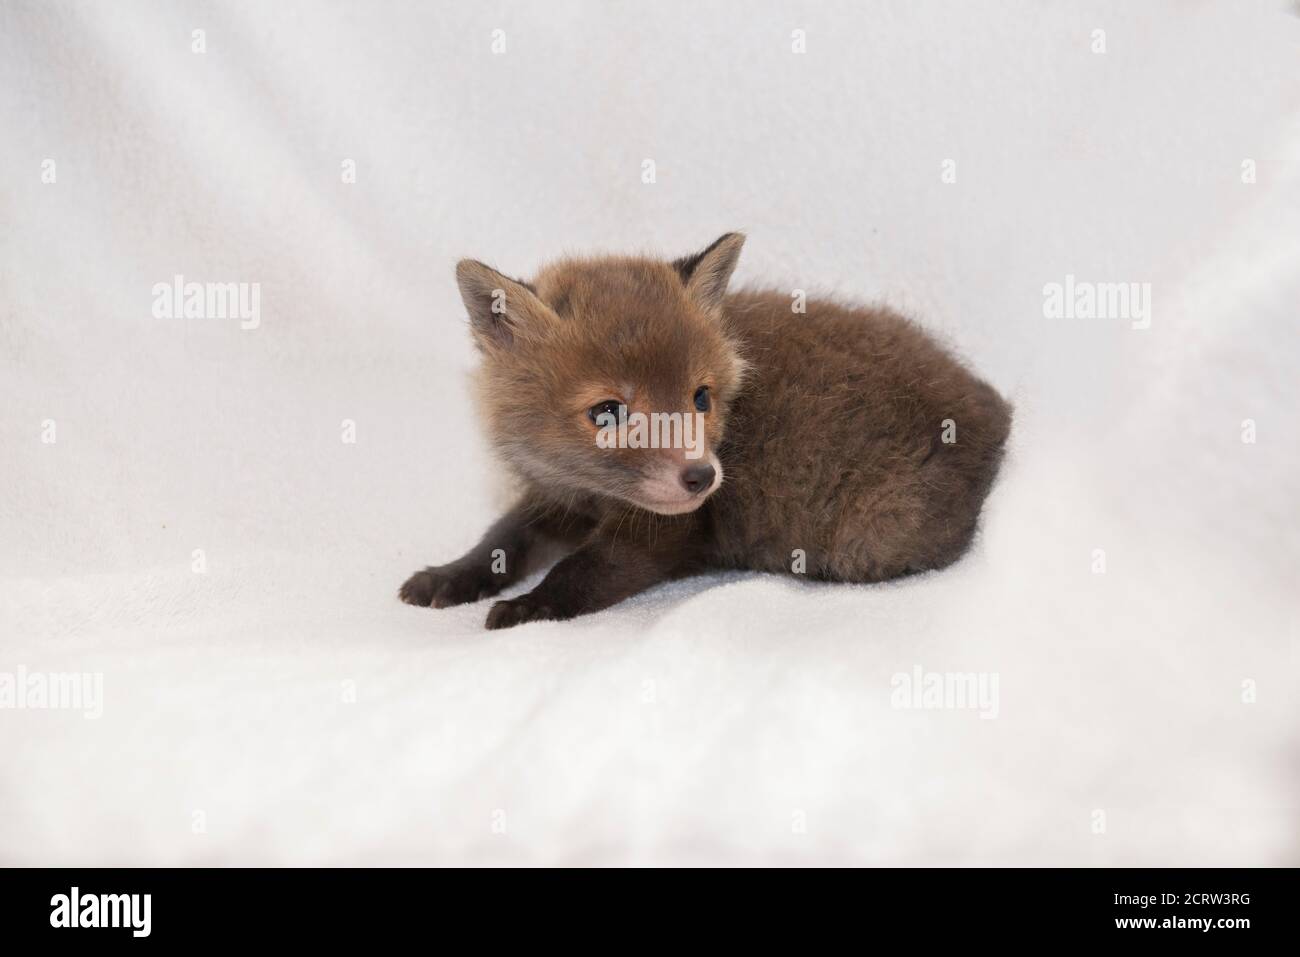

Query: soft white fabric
[[2, 0, 1297, 865]]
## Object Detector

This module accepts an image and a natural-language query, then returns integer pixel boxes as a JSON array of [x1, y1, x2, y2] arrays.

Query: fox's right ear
[[455, 259, 555, 350]]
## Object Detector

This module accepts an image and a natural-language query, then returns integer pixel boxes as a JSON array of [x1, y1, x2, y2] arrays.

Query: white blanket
[[2, 0, 1297, 865]]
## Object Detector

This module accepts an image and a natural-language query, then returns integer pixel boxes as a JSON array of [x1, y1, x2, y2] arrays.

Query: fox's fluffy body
[[401, 234, 1011, 628], [710, 289, 1010, 581]]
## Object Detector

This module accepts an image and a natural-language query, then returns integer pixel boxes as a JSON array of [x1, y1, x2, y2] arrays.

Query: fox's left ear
[[673, 232, 745, 315]]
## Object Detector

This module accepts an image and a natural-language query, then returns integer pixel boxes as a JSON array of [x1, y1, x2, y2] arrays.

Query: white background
[[2, 0, 1297, 865]]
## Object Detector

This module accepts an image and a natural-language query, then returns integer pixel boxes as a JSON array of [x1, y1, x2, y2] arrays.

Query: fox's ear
[[455, 259, 554, 349], [672, 232, 745, 314]]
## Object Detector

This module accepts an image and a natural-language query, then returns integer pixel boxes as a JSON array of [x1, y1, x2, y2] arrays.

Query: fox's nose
[[680, 463, 716, 495]]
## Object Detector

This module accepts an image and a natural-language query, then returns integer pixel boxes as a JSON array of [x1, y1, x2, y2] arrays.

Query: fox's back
[[705, 290, 1011, 579]]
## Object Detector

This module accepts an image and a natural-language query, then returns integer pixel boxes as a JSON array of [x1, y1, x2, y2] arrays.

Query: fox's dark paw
[[485, 595, 559, 630], [399, 565, 500, 609]]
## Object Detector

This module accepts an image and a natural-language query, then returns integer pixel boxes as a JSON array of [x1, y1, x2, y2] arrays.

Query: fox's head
[[456, 233, 748, 516]]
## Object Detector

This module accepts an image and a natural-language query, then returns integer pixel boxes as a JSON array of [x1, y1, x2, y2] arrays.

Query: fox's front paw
[[485, 595, 559, 630], [399, 565, 500, 608]]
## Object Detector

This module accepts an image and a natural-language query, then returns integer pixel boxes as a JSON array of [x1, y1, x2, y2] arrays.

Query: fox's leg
[[484, 524, 698, 629], [399, 500, 592, 609]]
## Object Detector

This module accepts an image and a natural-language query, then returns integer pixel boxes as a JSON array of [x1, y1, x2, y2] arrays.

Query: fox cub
[[401, 233, 1011, 629]]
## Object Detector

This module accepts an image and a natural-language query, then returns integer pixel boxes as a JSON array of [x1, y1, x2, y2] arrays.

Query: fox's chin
[[637, 496, 709, 516]]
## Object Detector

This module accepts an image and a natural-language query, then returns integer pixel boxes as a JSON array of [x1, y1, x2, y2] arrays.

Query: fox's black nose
[[680, 463, 716, 495]]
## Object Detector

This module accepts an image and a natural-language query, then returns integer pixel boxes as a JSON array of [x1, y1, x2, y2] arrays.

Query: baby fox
[[400, 233, 1011, 629]]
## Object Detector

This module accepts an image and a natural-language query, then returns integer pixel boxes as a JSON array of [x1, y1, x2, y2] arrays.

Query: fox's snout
[[680, 463, 715, 495]]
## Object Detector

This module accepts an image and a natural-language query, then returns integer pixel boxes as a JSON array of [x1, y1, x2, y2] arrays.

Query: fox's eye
[[693, 386, 712, 413], [588, 400, 622, 425]]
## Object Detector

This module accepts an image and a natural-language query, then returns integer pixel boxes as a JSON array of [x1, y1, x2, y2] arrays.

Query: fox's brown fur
[[400, 233, 1011, 629]]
